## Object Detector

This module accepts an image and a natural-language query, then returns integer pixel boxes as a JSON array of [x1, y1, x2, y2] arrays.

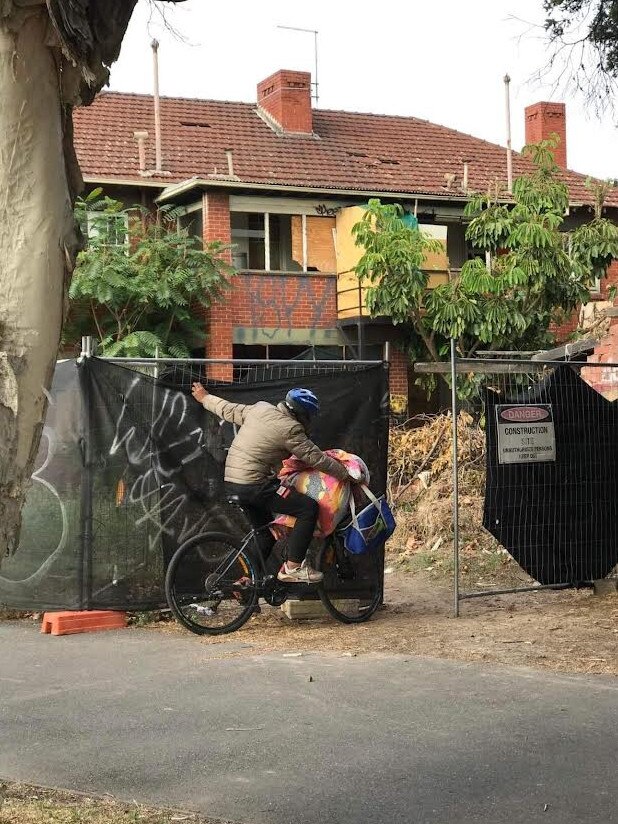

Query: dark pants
[[225, 480, 319, 564]]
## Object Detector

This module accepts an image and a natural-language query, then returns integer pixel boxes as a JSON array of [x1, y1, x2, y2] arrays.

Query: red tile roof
[[73, 92, 618, 206]]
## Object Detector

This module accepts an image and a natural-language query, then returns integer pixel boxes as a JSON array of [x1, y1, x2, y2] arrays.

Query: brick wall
[[525, 102, 567, 168], [552, 313, 579, 343], [206, 271, 337, 380], [598, 260, 618, 301], [221, 273, 337, 327], [553, 261, 618, 344], [203, 190, 339, 379], [389, 348, 409, 397], [203, 190, 232, 255], [203, 192, 233, 378]]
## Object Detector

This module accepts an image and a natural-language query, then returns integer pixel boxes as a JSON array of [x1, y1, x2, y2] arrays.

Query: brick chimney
[[257, 69, 313, 134], [525, 102, 567, 168]]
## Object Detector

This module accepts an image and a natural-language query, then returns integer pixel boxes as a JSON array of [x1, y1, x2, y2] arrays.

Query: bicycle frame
[[209, 519, 274, 583], [210, 499, 348, 589]]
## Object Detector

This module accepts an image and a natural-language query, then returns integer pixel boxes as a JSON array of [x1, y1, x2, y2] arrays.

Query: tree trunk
[[0, 7, 77, 561]]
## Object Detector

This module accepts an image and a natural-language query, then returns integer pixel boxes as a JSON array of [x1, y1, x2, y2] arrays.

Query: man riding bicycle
[[191, 383, 350, 584]]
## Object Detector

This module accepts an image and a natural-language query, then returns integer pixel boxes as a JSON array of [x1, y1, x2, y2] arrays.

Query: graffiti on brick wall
[[242, 276, 336, 332]]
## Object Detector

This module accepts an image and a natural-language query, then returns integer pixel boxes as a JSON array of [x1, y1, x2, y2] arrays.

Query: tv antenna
[[276, 25, 320, 105]]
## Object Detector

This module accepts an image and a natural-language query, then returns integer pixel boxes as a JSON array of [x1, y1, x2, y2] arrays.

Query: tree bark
[[0, 7, 77, 560], [0, 0, 188, 566]]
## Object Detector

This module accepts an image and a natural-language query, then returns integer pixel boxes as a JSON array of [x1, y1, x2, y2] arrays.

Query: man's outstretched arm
[[191, 382, 250, 426]]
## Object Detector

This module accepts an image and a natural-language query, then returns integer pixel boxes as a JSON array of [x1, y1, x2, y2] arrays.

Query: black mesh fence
[[0, 357, 389, 611], [453, 360, 618, 603], [0, 361, 84, 610]]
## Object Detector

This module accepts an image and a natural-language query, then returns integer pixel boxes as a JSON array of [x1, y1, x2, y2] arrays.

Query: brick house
[[73, 69, 618, 408]]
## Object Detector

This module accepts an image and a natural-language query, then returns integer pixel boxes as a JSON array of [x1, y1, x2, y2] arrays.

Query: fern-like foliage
[[66, 194, 233, 357]]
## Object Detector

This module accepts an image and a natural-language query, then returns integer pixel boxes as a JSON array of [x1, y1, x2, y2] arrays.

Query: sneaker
[[277, 561, 323, 584]]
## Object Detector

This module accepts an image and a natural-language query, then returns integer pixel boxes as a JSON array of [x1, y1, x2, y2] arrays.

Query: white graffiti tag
[[110, 378, 219, 551]]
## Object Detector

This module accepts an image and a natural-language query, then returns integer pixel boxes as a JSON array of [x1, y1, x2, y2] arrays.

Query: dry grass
[[389, 411, 484, 497], [0, 783, 230, 824], [0, 609, 31, 621], [387, 412, 530, 587]]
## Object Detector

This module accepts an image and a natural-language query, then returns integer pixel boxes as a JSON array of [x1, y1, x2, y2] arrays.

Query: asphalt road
[[1, 622, 616, 824]]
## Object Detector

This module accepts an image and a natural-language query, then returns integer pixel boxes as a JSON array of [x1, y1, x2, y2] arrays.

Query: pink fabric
[[271, 450, 370, 538]]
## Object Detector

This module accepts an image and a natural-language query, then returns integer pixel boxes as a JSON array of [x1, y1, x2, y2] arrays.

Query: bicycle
[[164, 494, 383, 635]]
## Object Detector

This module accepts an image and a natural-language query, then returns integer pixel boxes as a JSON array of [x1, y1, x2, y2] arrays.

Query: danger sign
[[496, 404, 556, 465]]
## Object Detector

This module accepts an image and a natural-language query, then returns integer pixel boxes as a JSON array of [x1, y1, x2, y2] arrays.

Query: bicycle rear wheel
[[316, 537, 383, 624], [165, 532, 258, 635]]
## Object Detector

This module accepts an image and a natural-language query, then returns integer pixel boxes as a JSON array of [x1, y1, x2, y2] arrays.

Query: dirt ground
[[0, 782, 227, 824], [149, 566, 618, 676], [3, 566, 616, 677]]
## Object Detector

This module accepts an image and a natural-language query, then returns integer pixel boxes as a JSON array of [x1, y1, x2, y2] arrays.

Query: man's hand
[[191, 382, 208, 404]]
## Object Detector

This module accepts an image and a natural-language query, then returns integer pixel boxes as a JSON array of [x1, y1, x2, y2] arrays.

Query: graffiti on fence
[[0, 393, 69, 592], [109, 376, 231, 552]]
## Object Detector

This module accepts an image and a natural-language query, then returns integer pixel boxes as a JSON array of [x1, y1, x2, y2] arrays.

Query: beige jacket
[[202, 394, 349, 485]]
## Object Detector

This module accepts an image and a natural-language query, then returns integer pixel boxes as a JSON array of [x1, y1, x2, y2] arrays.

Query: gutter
[[154, 176, 477, 205], [83, 175, 168, 190], [83, 174, 599, 211]]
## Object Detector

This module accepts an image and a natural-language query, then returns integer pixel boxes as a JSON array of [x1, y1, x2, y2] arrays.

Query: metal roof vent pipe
[[151, 39, 163, 173], [462, 160, 470, 193], [504, 73, 513, 192], [133, 130, 149, 173], [225, 149, 234, 178]]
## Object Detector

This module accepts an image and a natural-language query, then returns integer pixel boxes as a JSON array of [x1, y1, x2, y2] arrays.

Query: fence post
[[78, 337, 95, 609], [450, 338, 460, 618], [148, 348, 161, 560]]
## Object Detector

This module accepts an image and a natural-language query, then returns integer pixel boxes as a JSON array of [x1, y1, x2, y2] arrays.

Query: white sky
[[108, 0, 617, 180]]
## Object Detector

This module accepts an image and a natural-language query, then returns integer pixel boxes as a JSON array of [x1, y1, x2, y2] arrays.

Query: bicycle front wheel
[[316, 538, 383, 624], [165, 532, 258, 635]]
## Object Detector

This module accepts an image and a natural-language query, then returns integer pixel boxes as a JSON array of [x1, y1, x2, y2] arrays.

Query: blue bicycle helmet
[[285, 388, 320, 422]]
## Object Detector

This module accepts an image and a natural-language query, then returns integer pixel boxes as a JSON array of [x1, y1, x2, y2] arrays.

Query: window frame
[[85, 210, 129, 251], [229, 208, 336, 274]]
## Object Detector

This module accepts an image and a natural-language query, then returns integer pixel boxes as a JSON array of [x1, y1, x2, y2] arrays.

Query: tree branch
[[90, 299, 105, 342], [411, 310, 439, 361]]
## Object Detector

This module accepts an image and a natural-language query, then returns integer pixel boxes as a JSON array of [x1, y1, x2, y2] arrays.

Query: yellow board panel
[[335, 206, 367, 277], [335, 206, 450, 319], [428, 272, 449, 288]]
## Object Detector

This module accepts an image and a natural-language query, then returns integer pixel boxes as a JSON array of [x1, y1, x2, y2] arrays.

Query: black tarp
[[484, 365, 618, 585], [1, 357, 389, 611], [0, 361, 84, 610]]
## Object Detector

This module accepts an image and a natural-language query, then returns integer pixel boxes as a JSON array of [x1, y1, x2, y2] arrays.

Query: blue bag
[[343, 485, 396, 555]]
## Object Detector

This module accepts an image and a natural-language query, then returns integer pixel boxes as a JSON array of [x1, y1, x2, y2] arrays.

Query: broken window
[[231, 211, 336, 272], [231, 212, 265, 270], [85, 211, 129, 248], [291, 216, 336, 272], [178, 210, 203, 247]]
